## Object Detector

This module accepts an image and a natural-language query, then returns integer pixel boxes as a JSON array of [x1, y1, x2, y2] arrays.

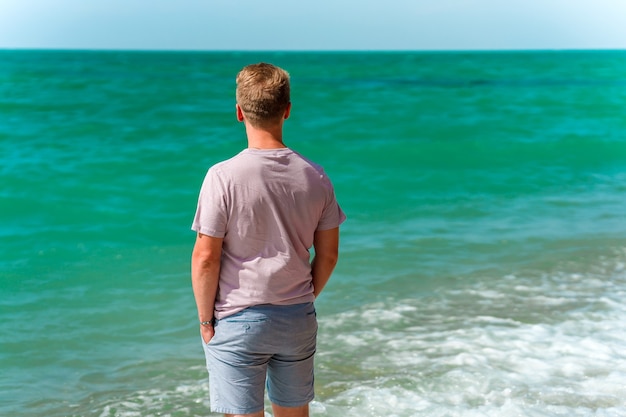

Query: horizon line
[[1, 46, 625, 54]]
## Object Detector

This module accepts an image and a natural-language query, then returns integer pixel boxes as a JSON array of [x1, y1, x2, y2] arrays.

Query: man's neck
[[245, 123, 287, 150]]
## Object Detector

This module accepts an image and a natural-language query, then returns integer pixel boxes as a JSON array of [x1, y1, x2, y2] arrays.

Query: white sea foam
[[73, 254, 626, 417], [96, 381, 214, 417], [313, 254, 626, 416]]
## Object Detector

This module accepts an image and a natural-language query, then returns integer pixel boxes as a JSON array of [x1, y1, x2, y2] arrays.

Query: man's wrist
[[200, 318, 214, 327]]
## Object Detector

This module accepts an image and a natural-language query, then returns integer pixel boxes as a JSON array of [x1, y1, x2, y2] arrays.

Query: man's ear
[[236, 104, 245, 122], [284, 102, 292, 120]]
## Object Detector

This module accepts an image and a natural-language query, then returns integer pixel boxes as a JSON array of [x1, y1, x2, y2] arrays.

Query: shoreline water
[[2, 49, 626, 416]]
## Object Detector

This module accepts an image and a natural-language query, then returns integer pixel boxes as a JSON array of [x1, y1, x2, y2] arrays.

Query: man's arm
[[191, 233, 223, 343], [311, 227, 340, 298]]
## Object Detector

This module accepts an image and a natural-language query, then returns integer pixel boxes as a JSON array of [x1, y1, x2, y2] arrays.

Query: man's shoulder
[[290, 150, 326, 175], [208, 150, 248, 172]]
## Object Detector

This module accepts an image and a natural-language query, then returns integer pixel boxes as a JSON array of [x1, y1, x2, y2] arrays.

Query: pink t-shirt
[[192, 148, 346, 319]]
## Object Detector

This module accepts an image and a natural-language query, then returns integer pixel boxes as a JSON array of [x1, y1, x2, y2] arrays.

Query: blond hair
[[236, 63, 290, 127]]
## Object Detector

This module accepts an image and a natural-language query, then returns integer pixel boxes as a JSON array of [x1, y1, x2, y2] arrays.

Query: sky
[[1, 0, 626, 51]]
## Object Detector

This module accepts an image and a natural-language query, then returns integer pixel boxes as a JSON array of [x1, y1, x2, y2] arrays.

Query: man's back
[[193, 147, 345, 318]]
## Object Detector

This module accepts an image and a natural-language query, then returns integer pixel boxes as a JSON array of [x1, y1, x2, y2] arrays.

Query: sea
[[1, 50, 626, 417]]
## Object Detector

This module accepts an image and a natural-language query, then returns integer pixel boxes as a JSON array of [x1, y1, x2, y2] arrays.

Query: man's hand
[[200, 324, 215, 344]]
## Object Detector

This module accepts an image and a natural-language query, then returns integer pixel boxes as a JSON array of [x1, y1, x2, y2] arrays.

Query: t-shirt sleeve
[[191, 167, 228, 238], [316, 186, 347, 231]]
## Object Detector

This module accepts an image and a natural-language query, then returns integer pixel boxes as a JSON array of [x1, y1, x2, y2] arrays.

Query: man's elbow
[[191, 236, 223, 269], [318, 250, 339, 268], [192, 248, 221, 268]]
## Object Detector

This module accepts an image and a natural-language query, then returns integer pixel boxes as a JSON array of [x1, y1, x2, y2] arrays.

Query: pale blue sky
[[1, 0, 625, 50]]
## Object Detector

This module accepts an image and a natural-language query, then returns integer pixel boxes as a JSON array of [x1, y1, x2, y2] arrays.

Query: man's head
[[236, 63, 291, 127]]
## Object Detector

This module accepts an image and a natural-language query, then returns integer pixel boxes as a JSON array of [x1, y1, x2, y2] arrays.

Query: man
[[191, 63, 346, 417]]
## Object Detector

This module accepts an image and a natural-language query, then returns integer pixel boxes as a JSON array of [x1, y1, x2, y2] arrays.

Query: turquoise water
[[2, 50, 626, 416]]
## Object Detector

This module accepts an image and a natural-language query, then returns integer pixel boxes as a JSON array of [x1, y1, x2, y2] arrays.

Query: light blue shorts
[[202, 302, 317, 415]]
